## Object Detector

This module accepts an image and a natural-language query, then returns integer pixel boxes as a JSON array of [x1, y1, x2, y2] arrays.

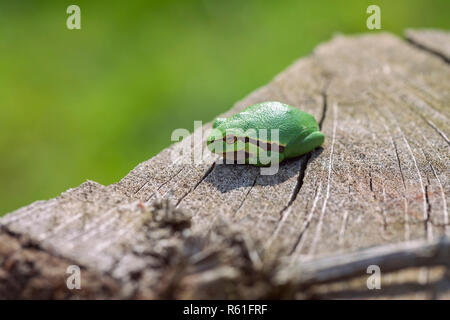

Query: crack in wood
[[423, 118, 450, 146], [284, 183, 322, 256], [278, 153, 312, 221], [234, 175, 258, 217], [406, 38, 450, 64], [293, 236, 450, 287], [175, 162, 216, 207], [145, 167, 185, 202], [400, 132, 428, 222], [369, 85, 449, 237], [277, 85, 329, 223], [424, 184, 433, 241], [318, 84, 330, 130], [390, 110, 435, 240], [379, 113, 411, 240], [402, 102, 450, 146], [400, 80, 450, 122], [380, 186, 388, 231], [308, 103, 337, 256], [425, 153, 449, 227]]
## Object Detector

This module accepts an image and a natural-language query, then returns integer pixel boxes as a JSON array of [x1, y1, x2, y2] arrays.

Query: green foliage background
[[0, 0, 449, 215]]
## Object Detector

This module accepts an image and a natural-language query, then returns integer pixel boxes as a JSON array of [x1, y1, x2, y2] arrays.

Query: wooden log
[[293, 237, 450, 287], [0, 29, 449, 299]]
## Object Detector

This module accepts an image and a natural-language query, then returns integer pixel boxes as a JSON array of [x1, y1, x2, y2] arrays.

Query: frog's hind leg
[[285, 131, 325, 159]]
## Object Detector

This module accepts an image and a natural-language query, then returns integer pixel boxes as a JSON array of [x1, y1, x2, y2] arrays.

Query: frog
[[206, 101, 324, 166]]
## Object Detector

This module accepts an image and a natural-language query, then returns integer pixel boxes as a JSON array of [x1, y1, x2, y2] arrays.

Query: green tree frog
[[207, 101, 324, 166]]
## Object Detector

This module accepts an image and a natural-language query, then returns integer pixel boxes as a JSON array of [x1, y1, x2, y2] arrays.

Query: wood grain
[[1, 29, 449, 299]]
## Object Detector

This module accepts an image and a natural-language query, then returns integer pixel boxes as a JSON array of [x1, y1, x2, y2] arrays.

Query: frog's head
[[207, 117, 248, 160], [206, 117, 283, 165], [206, 117, 230, 147]]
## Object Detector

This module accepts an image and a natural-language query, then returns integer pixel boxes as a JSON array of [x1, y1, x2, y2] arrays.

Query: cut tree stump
[[1, 29, 449, 299]]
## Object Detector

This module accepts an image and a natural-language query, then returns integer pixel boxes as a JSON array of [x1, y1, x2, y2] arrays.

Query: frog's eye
[[225, 135, 237, 144]]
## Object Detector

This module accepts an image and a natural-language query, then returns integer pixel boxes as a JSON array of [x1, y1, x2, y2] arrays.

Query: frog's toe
[[305, 131, 325, 149]]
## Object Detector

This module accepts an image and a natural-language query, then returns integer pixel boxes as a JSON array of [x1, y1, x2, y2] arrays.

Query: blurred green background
[[0, 0, 449, 215]]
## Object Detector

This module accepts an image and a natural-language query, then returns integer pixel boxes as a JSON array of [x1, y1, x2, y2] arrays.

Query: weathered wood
[[1, 29, 449, 299], [406, 29, 450, 63], [293, 237, 450, 287], [0, 230, 123, 299]]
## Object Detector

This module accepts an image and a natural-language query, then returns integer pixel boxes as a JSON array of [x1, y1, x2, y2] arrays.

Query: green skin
[[207, 101, 325, 166]]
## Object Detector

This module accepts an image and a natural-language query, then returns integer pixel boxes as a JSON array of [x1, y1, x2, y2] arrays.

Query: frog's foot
[[286, 131, 325, 158], [303, 131, 325, 151]]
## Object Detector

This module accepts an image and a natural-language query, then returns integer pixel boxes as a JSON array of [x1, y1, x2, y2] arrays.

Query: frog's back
[[230, 102, 319, 145]]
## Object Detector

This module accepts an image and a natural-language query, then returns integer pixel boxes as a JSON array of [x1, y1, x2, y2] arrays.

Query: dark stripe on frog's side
[[211, 135, 286, 153]]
